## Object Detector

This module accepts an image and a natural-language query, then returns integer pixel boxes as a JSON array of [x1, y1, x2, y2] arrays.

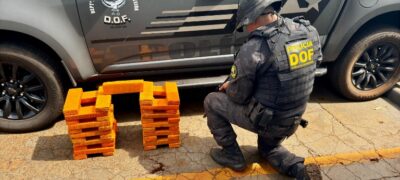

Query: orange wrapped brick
[[95, 94, 112, 113], [140, 99, 179, 111], [67, 105, 114, 123], [73, 145, 115, 154], [143, 143, 181, 151], [143, 135, 180, 146], [71, 134, 115, 146], [67, 119, 112, 129], [141, 109, 178, 115], [141, 121, 179, 128], [98, 86, 105, 95], [165, 82, 180, 105], [141, 111, 180, 119], [143, 145, 157, 151], [66, 116, 112, 125], [73, 141, 115, 150], [81, 91, 98, 104], [69, 129, 115, 139], [139, 81, 154, 105], [143, 136, 157, 143], [73, 143, 115, 160], [68, 125, 113, 134], [142, 126, 179, 137], [65, 106, 108, 120], [97, 106, 116, 122], [63, 88, 83, 116], [142, 131, 181, 150], [153, 85, 166, 96], [73, 143, 115, 153], [141, 118, 180, 124], [74, 152, 113, 160], [102, 80, 144, 95]]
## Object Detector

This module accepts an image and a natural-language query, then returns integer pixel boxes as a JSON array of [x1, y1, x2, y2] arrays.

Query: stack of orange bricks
[[63, 88, 117, 160], [139, 81, 181, 150], [63, 80, 181, 159]]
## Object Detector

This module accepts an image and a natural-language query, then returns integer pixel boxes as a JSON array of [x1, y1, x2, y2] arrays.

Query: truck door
[[235, 0, 346, 48], [281, 0, 346, 45], [76, 0, 238, 74]]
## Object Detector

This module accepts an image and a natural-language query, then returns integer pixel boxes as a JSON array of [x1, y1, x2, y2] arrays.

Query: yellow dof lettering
[[308, 49, 314, 62], [299, 51, 308, 63], [289, 54, 299, 66]]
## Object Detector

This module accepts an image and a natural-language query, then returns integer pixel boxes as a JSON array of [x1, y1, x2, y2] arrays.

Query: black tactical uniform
[[204, 0, 323, 179]]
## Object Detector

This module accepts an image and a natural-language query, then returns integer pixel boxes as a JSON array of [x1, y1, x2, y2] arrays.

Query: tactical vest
[[253, 17, 322, 119]]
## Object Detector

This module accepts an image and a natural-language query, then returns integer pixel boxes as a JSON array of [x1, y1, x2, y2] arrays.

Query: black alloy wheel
[[0, 63, 47, 120], [329, 28, 400, 101], [351, 43, 399, 90], [0, 43, 64, 132]]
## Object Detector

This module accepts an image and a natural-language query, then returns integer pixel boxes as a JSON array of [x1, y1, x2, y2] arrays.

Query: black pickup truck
[[0, 0, 399, 132]]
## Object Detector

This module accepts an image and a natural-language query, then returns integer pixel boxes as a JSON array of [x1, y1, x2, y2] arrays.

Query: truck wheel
[[0, 43, 64, 132], [330, 29, 400, 101]]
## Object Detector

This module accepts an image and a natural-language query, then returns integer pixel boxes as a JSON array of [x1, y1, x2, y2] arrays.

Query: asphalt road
[[0, 78, 399, 179]]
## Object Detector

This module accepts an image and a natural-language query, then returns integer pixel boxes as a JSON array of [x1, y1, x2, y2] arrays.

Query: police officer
[[203, 0, 323, 179]]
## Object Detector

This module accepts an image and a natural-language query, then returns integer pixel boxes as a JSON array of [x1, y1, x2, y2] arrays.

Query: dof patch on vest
[[285, 39, 315, 70]]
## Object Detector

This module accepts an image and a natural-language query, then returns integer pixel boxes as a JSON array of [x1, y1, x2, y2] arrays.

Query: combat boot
[[210, 142, 247, 171]]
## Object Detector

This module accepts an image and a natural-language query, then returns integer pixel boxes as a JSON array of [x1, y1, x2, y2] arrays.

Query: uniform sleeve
[[226, 39, 263, 104]]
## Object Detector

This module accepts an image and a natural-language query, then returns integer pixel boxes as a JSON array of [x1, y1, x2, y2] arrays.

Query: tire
[[329, 28, 400, 101], [0, 43, 64, 132]]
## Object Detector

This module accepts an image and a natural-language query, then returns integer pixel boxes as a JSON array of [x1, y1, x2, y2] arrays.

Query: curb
[[385, 82, 400, 107], [137, 147, 400, 180]]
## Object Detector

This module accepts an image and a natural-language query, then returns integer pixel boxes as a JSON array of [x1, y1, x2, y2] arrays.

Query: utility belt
[[246, 98, 308, 134]]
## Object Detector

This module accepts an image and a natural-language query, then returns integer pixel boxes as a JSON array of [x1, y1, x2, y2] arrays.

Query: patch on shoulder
[[230, 65, 237, 79], [285, 39, 315, 70]]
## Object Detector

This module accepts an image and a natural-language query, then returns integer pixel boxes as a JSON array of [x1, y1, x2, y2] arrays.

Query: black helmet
[[236, 0, 283, 31]]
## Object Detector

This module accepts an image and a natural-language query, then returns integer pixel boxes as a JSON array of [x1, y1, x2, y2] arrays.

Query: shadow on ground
[[31, 135, 72, 161], [382, 97, 400, 111], [116, 124, 270, 176], [308, 77, 349, 104], [115, 124, 142, 158]]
